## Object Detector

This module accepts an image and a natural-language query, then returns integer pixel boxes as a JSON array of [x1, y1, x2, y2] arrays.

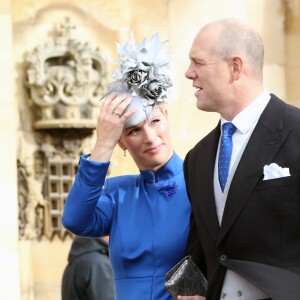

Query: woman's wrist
[[89, 147, 113, 162]]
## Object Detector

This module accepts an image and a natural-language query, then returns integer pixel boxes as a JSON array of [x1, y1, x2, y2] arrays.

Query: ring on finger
[[113, 111, 122, 118]]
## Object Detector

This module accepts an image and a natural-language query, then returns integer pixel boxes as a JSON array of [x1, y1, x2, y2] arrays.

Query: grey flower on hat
[[110, 33, 172, 107]]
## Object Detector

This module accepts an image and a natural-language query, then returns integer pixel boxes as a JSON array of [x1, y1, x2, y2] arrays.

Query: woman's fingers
[[111, 94, 132, 116], [102, 93, 136, 121], [102, 93, 129, 115], [99, 93, 122, 115]]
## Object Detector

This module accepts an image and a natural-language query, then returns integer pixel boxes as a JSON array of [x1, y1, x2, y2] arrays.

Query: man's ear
[[231, 56, 243, 80]]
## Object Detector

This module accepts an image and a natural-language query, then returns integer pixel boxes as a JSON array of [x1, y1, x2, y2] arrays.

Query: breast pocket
[[257, 174, 299, 190]]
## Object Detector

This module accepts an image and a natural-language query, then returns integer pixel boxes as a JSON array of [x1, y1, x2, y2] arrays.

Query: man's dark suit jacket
[[184, 94, 300, 300]]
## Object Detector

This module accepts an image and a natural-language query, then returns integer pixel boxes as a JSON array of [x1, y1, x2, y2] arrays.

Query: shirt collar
[[221, 90, 271, 134]]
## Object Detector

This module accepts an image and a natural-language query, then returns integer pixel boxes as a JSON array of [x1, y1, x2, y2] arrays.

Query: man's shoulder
[[261, 94, 300, 129], [273, 94, 300, 125], [184, 126, 219, 167], [270, 94, 300, 114], [190, 126, 219, 152]]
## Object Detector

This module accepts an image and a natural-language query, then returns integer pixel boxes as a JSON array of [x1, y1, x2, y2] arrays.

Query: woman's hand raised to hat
[[89, 93, 136, 162]]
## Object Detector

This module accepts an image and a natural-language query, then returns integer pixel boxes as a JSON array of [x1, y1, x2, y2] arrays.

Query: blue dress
[[62, 152, 191, 300]]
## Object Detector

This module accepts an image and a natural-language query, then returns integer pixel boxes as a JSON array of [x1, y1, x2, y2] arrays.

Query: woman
[[62, 34, 191, 300]]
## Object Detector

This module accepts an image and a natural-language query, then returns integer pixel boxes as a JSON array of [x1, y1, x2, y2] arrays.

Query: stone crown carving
[[25, 17, 108, 129]]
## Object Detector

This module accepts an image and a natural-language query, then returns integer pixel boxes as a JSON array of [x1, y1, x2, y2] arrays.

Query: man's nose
[[185, 64, 196, 80]]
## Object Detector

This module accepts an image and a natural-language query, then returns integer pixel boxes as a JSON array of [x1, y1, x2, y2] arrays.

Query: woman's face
[[119, 107, 173, 172]]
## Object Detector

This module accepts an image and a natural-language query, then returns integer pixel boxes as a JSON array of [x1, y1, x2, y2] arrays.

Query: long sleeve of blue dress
[[62, 155, 114, 237], [62, 152, 191, 300]]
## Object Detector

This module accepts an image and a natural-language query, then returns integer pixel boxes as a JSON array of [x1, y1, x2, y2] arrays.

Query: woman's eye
[[150, 118, 160, 125], [128, 128, 139, 135]]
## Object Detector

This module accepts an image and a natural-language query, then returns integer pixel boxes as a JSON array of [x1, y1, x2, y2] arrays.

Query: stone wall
[[0, 1, 20, 299], [0, 0, 298, 299], [285, 0, 300, 107]]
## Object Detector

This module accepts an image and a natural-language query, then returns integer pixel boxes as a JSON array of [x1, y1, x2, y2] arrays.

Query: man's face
[[185, 28, 232, 114]]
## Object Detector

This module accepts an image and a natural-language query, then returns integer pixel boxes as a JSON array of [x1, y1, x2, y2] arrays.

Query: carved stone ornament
[[18, 158, 46, 240], [25, 17, 108, 129]]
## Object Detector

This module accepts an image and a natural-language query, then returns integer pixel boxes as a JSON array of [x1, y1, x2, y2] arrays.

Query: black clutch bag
[[165, 255, 208, 299]]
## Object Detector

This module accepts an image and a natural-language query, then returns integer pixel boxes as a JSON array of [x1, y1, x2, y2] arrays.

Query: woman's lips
[[145, 144, 163, 153]]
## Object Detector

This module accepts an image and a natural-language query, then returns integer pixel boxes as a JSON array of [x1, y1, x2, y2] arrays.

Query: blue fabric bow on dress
[[154, 181, 178, 200]]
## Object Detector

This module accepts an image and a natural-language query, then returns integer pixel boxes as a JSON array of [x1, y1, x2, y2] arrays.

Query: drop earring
[[123, 150, 126, 157]]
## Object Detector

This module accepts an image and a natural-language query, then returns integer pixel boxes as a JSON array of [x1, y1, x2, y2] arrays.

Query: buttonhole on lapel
[[267, 139, 280, 145]]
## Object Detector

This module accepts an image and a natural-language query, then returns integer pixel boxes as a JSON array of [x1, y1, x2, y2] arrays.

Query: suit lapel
[[218, 96, 292, 244], [195, 124, 221, 240]]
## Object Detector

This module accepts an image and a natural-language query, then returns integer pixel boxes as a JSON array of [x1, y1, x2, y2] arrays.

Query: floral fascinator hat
[[107, 32, 172, 128]]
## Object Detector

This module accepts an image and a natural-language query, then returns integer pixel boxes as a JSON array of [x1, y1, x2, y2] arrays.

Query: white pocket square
[[263, 163, 290, 180]]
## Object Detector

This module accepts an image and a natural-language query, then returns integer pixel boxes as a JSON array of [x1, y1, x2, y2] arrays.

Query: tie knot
[[222, 122, 236, 138]]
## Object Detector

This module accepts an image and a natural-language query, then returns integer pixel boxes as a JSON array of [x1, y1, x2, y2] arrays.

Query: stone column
[[0, 1, 21, 299], [285, 0, 300, 107]]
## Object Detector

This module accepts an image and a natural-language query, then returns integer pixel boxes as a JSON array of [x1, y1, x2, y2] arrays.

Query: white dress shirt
[[213, 90, 271, 300]]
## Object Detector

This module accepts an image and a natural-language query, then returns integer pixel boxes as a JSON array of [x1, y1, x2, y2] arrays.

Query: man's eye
[[195, 61, 206, 66]]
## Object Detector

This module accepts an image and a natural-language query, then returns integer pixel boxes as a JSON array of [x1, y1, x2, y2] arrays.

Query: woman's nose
[[143, 127, 156, 143]]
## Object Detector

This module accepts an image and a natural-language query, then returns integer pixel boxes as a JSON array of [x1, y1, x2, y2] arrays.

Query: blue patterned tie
[[218, 122, 236, 192]]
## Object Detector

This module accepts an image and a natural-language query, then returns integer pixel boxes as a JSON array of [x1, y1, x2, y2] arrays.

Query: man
[[61, 236, 115, 300], [181, 18, 300, 300]]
